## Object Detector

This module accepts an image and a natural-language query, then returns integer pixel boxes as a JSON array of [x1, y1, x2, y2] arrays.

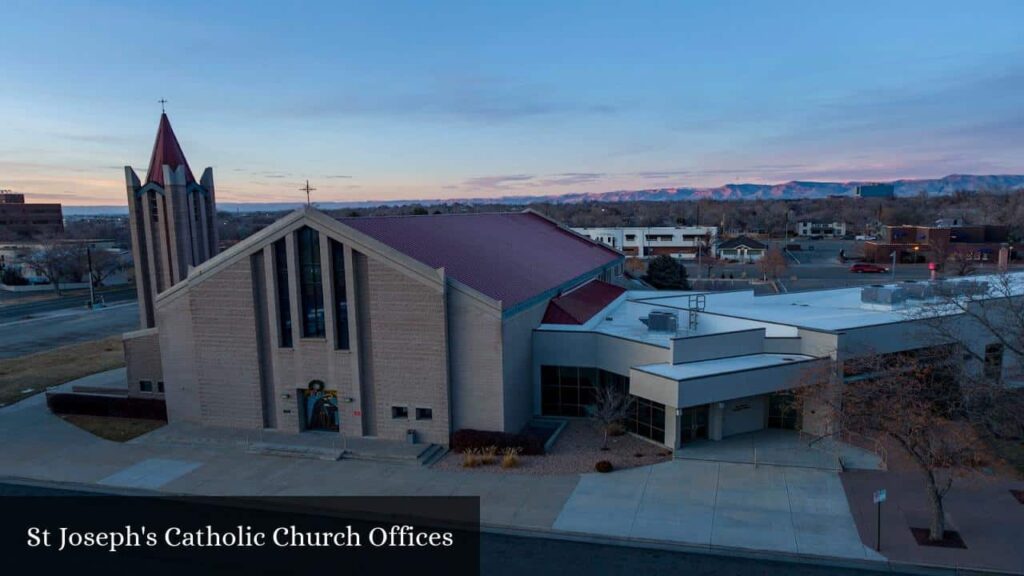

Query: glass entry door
[[680, 405, 709, 443]]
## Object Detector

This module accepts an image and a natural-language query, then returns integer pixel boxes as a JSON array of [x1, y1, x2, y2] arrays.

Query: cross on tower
[[158, 98, 168, 113], [300, 180, 316, 206]]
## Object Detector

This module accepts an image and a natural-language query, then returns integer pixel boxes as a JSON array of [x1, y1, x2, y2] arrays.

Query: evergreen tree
[[644, 254, 690, 290]]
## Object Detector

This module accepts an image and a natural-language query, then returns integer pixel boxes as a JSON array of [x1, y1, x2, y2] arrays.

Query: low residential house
[[715, 235, 767, 262]]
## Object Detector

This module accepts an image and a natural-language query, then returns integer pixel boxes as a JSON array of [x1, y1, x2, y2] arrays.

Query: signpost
[[873, 489, 887, 551]]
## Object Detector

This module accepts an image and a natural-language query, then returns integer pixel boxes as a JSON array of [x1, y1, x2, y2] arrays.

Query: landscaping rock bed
[[435, 419, 672, 475]]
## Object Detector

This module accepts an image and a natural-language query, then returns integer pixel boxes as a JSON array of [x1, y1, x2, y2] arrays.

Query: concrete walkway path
[[554, 459, 883, 561], [0, 393, 576, 530], [1, 392, 881, 566], [676, 429, 882, 471]]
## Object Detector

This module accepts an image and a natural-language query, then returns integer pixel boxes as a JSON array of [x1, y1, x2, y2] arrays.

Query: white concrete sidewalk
[[675, 429, 883, 470], [554, 459, 883, 561], [1, 388, 882, 565]]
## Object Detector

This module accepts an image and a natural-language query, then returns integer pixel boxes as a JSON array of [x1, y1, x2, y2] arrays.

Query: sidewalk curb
[[483, 523, 1020, 575]]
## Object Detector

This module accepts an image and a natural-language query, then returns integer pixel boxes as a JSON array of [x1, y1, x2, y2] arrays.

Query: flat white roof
[[634, 353, 818, 381], [637, 272, 1024, 332]]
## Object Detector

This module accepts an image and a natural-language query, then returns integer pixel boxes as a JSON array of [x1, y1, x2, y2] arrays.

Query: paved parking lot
[[554, 459, 883, 560]]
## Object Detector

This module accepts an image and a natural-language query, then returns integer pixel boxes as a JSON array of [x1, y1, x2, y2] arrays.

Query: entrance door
[[301, 380, 339, 431], [768, 392, 799, 430], [679, 405, 709, 443]]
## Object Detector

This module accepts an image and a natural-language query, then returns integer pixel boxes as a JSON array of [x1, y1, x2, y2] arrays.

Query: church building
[[122, 114, 1017, 452], [122, 113, 623, 445]]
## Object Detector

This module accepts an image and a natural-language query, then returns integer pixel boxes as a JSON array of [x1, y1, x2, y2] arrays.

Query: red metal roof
[[340, 212, 621, 310], [541, 279, 625, 324], [145, 113, 195, 187]]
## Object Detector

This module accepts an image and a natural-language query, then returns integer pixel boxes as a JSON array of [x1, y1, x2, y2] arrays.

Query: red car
[[849, 263, 888, 273]]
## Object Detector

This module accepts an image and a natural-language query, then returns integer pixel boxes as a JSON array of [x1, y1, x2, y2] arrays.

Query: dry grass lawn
[[0, 336, 125, 406], [60, 414, 165, 442]]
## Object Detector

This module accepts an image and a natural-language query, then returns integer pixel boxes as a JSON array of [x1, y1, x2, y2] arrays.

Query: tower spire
[[145, 112, 195, 187]]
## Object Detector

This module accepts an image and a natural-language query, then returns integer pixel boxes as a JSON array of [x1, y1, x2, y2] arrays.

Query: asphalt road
[[0, 481, 904, 576], [0, 285, 136, 321], [0, 301, 139, 358]]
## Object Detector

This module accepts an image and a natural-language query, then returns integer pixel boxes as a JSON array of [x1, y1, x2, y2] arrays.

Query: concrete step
[[418, 444, 448, 467], [341, 442, 444, 466], [246, 442, 343, 461]]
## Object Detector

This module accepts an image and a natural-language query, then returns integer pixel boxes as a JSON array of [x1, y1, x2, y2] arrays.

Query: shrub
[[46, 393, 166, 420], [501, 447, 522, 469], [451, 429, 545, 455], [461, 448, 481, 468], [480, 445, 498, 465], [595, 460, 614, 473]]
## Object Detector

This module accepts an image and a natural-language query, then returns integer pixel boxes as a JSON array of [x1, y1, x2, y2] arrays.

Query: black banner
[[1, 495, 480, 575]]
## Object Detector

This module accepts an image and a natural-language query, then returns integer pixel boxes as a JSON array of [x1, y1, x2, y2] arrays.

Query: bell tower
[[125, 112, 219, 328]]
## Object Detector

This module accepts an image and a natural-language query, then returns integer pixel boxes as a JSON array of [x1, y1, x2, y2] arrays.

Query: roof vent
[[641, 310, 679, 333]]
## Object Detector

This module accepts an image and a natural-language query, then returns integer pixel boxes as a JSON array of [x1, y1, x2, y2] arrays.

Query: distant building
[[0, 190, 64, 237], [854, 183, 895, 198], [934, 217, 965, 228], [715, 235, 768, 262], [864, 224, 1012, 263], [571, 226, 718, 260], [796, 221, 847, 238]]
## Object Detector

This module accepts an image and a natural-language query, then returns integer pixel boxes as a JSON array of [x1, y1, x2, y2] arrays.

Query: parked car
[[849, 263, 888, 273], [854, 235, 877, 241]]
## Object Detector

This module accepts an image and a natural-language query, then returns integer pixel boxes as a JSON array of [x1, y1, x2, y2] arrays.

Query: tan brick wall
[[123, 328, 163, 398], [189, 258, 264, 428], [360, 254, 450, 445], [501, 298, 551, 432], [448, 286, 504, 431], [157, 292, 200, 422]]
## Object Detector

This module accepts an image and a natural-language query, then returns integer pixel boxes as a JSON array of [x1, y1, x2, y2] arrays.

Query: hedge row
[[46, 393, 167, 421], [450, 428, 545, 455]]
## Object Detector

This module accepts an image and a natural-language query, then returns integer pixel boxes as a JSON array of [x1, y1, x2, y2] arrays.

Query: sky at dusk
[[2, 0, 1023, 206]]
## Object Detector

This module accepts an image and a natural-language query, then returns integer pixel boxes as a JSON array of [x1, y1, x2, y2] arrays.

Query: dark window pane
[[559, 366, 579, 388], [580, 367, 597, 389], [560, 385, 579, 406], [541, 365, 559, 386], [330, 240, 349, 349], [273, 239, 293, 348], [297, 227, 325, 338]]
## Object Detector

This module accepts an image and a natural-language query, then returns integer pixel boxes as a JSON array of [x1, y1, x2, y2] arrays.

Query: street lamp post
[[85, 243, 96, 309]]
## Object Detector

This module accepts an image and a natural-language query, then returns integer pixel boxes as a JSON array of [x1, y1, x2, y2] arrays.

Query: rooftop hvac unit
[[902, 282, 935, 300], [933, 280, 990, 298], [860, 285, 906, 306], [642, 310, 679, 333]]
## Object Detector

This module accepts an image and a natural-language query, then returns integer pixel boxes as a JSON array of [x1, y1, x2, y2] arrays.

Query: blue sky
[[2, 0, 1023, 205]]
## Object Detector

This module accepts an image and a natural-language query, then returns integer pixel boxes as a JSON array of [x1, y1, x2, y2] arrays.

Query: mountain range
[[64, 174, 1024, 216]]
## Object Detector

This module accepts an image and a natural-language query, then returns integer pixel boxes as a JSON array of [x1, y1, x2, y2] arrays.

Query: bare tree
[[948, 250, 978, 277], [758, 245, 789, 281], [928, 232, 952, 271], [20, 240, 84, 295], [88, 249, 128, 287], [794, 349, 986, 542], [588, 385, 634, 451]]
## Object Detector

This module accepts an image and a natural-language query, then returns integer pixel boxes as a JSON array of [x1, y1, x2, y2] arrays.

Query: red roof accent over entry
[[145, 113, 195, 187], [541, 280, 625, 324], [341, 212, 621, 310]]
